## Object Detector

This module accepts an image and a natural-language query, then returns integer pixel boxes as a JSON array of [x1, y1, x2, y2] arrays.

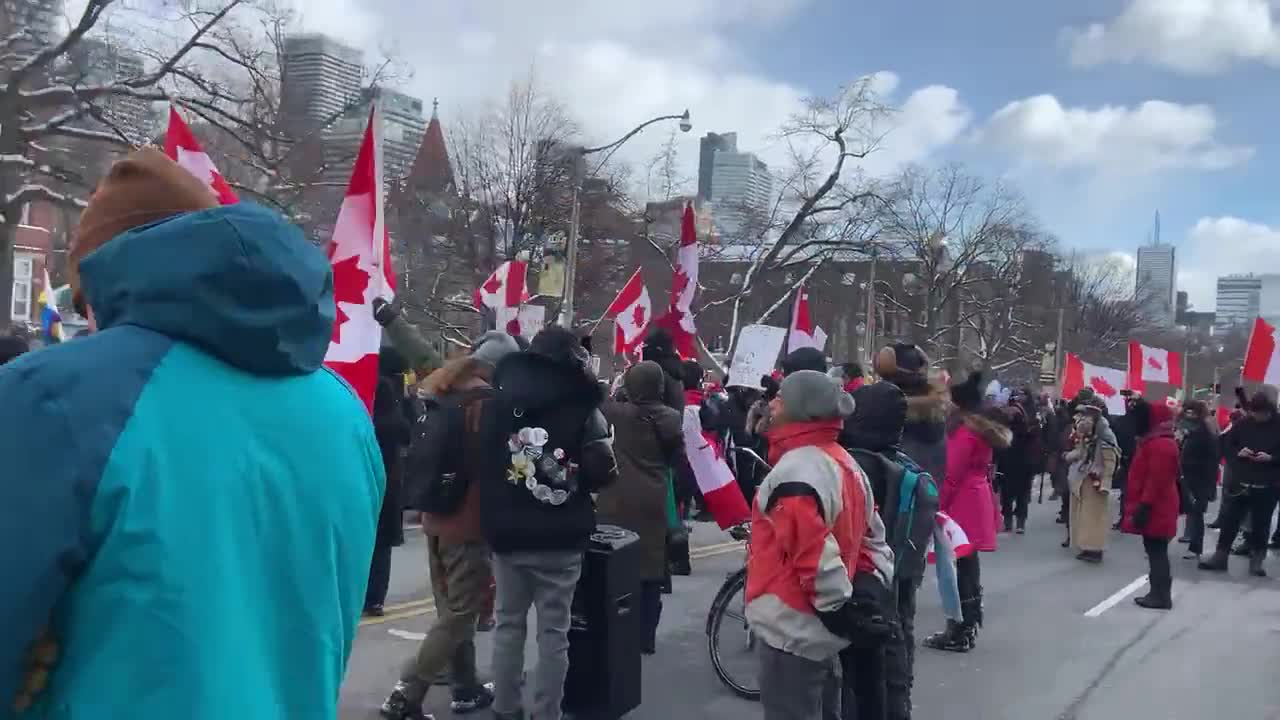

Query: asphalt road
[[341, 501, 1280, 719]]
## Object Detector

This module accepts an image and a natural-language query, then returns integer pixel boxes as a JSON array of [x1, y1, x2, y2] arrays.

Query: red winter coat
[[942, 413, 1011, 552], [1122, 403, 1181, 540]]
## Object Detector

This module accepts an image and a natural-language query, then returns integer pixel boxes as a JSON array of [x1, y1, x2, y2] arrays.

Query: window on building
[[18, 203, 30, 226], [11, 255, 33, 321]]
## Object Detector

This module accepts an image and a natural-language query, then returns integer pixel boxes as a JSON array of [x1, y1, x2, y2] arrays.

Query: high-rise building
[[1, 0, 62, 48], [697, 132, 736, 201], [280, 34, 364, 133], [324, 87, 426, 183], [1135, 243, 1176, 326], [64, 38, 152, 144], [1215, 274, 1261, 331], [709, 148, 772, 242]]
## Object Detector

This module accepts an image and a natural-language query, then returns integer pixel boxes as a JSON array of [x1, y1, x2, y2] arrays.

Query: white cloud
[[280, 0, 963, 195], [981, 95, 1253, 177], [1179, 217, 1280, 310], [1065, 0, 1280, 74]]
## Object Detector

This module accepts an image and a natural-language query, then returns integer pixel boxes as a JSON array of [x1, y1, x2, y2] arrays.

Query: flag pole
[[370, 95, 387, 298]]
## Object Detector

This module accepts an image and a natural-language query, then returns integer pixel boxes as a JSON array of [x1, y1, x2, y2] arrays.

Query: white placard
[[517, 304, 546, 339], [727, 324, 787, 389]]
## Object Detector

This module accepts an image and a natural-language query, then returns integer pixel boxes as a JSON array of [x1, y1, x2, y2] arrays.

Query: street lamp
[[559, 109, 693, 327]]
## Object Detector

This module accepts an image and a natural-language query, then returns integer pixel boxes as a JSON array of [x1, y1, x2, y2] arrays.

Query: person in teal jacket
[[0, 148, 385, 718]]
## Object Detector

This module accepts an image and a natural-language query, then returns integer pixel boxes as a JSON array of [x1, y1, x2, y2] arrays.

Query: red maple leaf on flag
[[482, 273, 503, 296], [671, 269, 689, 303], [631, 304, 647, 329], [1147, 356, 1163, 370], [506, 318, 522, 336], [1089, 375, 1117, 397], [331, 254, 370, 344]]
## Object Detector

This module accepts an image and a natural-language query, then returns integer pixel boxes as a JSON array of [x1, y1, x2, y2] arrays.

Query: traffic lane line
[[1084, 574, 1149, 617], [363, 541, 747, 631]]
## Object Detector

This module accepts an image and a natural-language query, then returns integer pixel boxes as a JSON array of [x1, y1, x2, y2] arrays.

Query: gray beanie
[[779, 370, 855, 422], [472, 330, 520, 367]]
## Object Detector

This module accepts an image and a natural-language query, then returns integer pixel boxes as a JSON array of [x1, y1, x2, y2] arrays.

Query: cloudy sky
[[287, 0, 1280, 311]]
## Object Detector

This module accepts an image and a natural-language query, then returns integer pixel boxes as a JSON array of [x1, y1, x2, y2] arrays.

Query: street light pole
[[863, 245, 877, 366], [559, 110, 692, 327]]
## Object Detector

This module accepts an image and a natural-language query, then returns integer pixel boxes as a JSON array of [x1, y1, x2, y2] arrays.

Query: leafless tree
[[874, 163, 1050, 370], [447, 70, 583, 266], [688, 76, 890, 359], [1056, 251, 1147, 364], [0, 0, 395, 329], [644, 128, 691, 203]]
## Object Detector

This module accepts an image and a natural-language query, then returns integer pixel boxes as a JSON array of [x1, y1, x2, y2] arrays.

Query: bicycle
[[705, 447, 768, 701], [705, 522, 756, 700]]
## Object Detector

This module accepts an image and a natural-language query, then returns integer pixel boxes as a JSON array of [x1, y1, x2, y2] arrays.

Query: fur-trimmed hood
[[959, 412, 1012, 450], [904, 378, 951, 424]]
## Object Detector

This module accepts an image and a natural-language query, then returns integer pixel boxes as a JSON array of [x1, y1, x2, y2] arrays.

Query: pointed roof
[[406, 97, 454, 195]]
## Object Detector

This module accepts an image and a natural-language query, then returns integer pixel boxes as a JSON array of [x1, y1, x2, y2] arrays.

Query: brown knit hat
[[70, 147, 219, 311]]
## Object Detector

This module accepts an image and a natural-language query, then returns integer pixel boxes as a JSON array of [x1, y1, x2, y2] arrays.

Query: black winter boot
[[1232, 541, 1252, 557], [923, 620, 972, 653], [1003, 516, 1014, 533], [380, 682, 432, 720], [1249, 549, 1268, 577], [1016, 517, 1026, 535], [1134, 573, 1172, 609], [1198, 550, 1230, 571]]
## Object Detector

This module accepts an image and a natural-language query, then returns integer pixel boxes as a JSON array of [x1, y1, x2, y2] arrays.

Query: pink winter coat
[[941, 413, 1012, 552]]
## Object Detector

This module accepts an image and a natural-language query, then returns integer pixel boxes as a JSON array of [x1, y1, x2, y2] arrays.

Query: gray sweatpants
[[490, 550, 583, 720], [759, 642, 842, 720]]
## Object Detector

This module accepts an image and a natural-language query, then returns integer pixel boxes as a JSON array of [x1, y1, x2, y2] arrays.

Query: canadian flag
[[1242, 317, 1280, 386], [654, 203, 699, 357], [323, 104, 394, 414], [787, 283, 827, 353], [474, 261, 530, 336], [1127, 341, 1182, 391], [927, 510, 974, 563], [682, 404, 750, 529], [607, 268, 652, 355], [1061, 353, 1128, 416], [163, 106, 238, 205]]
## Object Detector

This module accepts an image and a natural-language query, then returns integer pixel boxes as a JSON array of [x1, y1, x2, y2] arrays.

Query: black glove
[[1132, 502, 1152, 530], [372, 298, 397, 327]]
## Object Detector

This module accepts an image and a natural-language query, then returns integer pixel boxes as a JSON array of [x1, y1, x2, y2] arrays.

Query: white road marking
[[1084, 575, 1150, 618], [388, 628, 427, 641]]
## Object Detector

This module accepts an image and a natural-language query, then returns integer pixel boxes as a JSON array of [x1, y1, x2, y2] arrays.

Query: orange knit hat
[[70, 147, 219, 311]]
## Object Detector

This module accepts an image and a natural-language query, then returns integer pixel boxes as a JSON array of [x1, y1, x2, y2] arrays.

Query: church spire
[[406, 97, 454, 195]]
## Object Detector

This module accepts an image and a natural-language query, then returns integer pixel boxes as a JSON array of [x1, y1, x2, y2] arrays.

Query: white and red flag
[[682, 402, 750, 529], [475, 260, 529, 336], [654, 203, 699, 357], [1243, 317, 1280, 386], [1127, 341, 1182, 391], [323, 104, 394, 414], [787, 283, 827, 353], [1061, 353, 1127, 416], [163, 106, 238, 205], [607, 267, 652, 356]]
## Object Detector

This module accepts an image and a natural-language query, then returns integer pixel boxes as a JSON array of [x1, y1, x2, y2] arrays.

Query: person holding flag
[[0, 148, 384, 718], [38, 268, 64, 344]]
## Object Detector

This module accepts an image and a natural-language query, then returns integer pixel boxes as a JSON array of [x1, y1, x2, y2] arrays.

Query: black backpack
[[850, 448, 940, 584], [406, 387, 492, 515]]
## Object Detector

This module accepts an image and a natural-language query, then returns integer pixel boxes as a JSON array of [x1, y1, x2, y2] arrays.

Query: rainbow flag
[[39, 268, 63, 343]]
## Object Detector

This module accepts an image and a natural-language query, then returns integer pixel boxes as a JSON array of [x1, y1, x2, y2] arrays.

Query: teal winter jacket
[[0, 203, 385, 719]]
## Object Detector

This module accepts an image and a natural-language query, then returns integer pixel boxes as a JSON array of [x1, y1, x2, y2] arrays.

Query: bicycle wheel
[[706, 568, 759, 701]]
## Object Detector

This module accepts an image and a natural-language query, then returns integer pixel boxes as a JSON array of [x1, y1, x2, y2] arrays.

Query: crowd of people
[[2, 148, 1276, 720]]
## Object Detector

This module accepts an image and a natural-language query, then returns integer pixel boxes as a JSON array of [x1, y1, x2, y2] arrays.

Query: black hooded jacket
[[478, 351, 619, 553], [1221, 408, 1280, 489]]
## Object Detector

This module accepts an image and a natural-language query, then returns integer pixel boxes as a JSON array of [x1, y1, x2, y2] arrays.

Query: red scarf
[[765, 418, 844, 466], [844, 377, 865, 393], [684, 388, 705, 406]]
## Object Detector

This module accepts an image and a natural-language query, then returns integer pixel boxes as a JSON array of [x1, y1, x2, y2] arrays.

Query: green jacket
[[383, 315, 444, 375]]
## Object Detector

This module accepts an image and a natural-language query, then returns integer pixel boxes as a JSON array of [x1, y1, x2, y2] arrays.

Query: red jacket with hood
[[1122, 402, 1181, 540]]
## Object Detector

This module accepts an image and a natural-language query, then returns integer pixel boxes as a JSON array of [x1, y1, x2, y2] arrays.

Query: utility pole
[[864, 245, 878, 366], [1054, 307, 1065, 394]]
